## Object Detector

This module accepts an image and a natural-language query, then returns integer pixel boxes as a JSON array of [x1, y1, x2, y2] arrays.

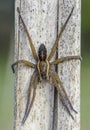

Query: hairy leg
[[17, 7, 38, 61], [49, 70, 77, 119], [22, 88, 37, 124], [11, 60, 35, 73], [22, 71, 38, 124], [37, 61, 42, 81], [48, 7, 74, 61], [50, 55, 82, 65], [46, 60, 50, 79]]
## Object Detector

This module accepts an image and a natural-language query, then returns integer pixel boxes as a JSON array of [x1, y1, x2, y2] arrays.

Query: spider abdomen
[[38, 44, 47, 61]]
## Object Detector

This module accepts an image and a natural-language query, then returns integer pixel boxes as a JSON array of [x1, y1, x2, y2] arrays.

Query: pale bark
[[54, 0, 81, 130], [14, 0, 81, 130]]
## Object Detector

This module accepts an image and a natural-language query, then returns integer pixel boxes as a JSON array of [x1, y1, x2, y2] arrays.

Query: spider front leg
[[11, 60, 35, 73], [50, 55, 82, 65], [17, 7, 38, 61], [48, 7, 74, 61], [49, 70, 77, 120]]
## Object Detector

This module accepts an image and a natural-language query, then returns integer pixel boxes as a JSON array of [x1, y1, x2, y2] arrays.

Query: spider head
[[38, 44, 47, 61]]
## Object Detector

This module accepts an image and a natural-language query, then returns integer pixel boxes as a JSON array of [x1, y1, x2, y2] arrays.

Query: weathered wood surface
[[14, 0, 80, 130]]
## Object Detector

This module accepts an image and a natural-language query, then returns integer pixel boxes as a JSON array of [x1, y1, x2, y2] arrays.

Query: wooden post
[[14, 0, 81, 130], [14, 0, 57, 130], [53, 0, 81, 130]]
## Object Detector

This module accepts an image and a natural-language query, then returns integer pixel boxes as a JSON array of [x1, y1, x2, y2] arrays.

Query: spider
[[12, 7, 81, 124]]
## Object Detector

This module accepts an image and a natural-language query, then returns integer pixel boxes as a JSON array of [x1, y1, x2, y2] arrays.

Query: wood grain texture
[[53, 0, 81, 130], [14, 0, 80, 130], [14, 0, 57, 130]]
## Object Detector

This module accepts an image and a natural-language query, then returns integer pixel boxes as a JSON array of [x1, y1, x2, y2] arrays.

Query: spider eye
[[38, 44, 47, 61]]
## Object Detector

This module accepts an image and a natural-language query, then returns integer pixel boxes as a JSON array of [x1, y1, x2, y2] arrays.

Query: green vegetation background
[[0, 0, 89, 129]]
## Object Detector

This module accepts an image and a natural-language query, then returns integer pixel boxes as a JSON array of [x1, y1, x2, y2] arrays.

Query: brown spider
[[12, 7, 81, 124]]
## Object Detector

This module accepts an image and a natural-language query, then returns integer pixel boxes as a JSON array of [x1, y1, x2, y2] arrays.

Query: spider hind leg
[[21, 71, 38, 125], [60, 98, 74, 120], [49, 70, 77, 120]]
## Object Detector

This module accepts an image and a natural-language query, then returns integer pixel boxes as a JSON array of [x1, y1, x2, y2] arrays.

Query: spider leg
[[22, 87, 37, 124], [37, 61, 42, 82], [22, 71, 38, 124], [49, 70, 77, 119], [17, 7, 38, 61], [48, 7, 74, 61], [50, 55, 82, 65], [46, 59, 50, 79], [11, 60, 35, 73]]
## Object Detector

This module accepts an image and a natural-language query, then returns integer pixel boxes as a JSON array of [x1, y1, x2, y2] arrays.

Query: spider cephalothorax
[[38, 44, 47, 61], [12, 7, 81, 124]]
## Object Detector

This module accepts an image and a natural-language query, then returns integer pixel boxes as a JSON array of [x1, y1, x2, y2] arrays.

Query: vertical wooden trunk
[[54, 0, 81, 130], [14, 0, 57, 130], [14, 0, 81, 130]]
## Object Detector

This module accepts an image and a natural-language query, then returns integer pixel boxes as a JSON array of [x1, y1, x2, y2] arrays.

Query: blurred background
[[0, 0, 89, 129]]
